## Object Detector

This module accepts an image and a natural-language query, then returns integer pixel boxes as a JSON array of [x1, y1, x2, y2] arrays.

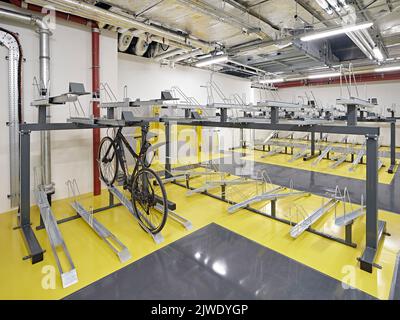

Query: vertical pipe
[[35, 20, 53, 197], [92, 24, 101, 196]]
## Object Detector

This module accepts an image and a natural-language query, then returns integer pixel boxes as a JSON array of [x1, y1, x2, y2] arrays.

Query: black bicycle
[[98, 125, 168, 234]]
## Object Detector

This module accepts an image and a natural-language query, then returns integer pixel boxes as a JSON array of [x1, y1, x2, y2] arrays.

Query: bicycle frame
[[102, 126, 150, 189]]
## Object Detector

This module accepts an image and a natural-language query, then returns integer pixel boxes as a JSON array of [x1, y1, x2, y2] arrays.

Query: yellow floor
[[0, 169, 399, 300], [235, 148, 397, 185]]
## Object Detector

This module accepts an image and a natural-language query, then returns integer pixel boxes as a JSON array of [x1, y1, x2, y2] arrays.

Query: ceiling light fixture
[[300, 22, 373, 42], [307, 72, 341, 79], [374, 65, 400, 72], [195, 54, 228, 67], [315, 0, 333, 15], [372, 46, 385, 61]]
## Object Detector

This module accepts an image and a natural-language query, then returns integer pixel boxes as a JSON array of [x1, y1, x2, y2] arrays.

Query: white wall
[[118, 53, 252, 152], [250, 81, 400, 146], [0, 13, 118, 213], [276, 82, 400, 146]]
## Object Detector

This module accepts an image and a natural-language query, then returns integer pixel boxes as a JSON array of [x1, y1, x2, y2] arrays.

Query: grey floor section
[[65, 223, 374, 300], [207, 151, 400, 214]]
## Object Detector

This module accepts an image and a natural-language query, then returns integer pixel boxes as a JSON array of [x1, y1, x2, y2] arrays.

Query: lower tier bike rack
[[66, 180, 131, 263], [107, 185, 164, 244], [35, 188, 78, 288]]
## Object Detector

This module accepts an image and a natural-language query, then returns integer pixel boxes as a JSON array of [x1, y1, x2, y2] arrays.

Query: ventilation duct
[[0, 7, 53, 200], [26, 0, 214, 53], [0, 27, 22, 208]]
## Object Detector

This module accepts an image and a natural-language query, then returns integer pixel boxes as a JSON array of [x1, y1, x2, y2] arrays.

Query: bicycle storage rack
[[107, 185, 165, 244], [34, 169, 78, 288], [66, 179, 131, 263]]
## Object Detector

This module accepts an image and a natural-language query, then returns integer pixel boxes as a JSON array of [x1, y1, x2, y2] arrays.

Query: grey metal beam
[[20, 120, 381, 136], [171, 120, 380, 136]]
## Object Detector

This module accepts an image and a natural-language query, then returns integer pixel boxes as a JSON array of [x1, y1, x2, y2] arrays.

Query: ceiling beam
[[293, 0, 332, 27], [223, 0, 280, 30]]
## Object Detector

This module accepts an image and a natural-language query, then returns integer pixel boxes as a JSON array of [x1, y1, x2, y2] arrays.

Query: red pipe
[[92, 24, 101, 196], [276, 71, 400, 89]]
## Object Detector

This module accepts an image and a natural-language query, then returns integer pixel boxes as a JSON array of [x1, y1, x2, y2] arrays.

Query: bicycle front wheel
[[131, 168, 168, 234]]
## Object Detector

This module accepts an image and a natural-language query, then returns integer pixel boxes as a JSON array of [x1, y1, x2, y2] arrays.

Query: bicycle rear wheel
[[131, 168, 168, 234], [98, 137, 118, 185]]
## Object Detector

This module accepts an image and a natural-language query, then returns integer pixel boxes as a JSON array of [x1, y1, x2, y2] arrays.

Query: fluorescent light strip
[[372, 47, 384, 61], [259, 78, 284, 84], [300, 22, 373, 42], [195, 54, 228, 67], [374, 65, 400, 72], [307, 72, 341, 79]]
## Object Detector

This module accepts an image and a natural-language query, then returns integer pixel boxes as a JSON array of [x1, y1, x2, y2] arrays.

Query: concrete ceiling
[[27, 0, 400, 80]]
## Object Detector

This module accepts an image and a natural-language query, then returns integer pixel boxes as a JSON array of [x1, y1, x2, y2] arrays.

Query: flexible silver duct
[[0, 27, 21, 207], [0, 7, 53, 197]]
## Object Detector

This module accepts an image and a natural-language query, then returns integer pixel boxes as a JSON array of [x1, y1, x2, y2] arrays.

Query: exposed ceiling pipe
[[228, 59, 268, 75], [26, 0, 215, 53], [154, 48, 187, 61], [170, 49, 203, 63], [0, 7, 53, 197], [92, 24, 101, 196]]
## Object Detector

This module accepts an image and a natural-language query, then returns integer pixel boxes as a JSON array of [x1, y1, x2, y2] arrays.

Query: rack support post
[[19, 130, 44, 264], [389, 120, 396, 173], [347, 104, 357, 126], [270, 106, 279, 124], [360, 134, 379, 272]]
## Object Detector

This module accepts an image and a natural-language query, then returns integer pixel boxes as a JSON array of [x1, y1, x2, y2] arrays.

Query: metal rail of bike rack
[[107, 185, 164, 244], [35, 188, 78, 288], [290, 198, 339, 238], [254, 130, 278, 147], [312, 136, 349, 166], [66, 180, 131, 263], [349, 143, 366, 172], [288, 146, 309, 162], [154, 203, 193, 230], [334, 190, 365, 227], [227, 186, 286, 213], [186, 177, 248, 196], [260, 146, 285, 158], [330, 152, 349, 168]]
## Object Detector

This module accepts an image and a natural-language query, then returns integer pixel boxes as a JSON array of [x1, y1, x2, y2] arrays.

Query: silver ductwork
[[154, 48, 187, 61], [26, 0, 214, 53], [0, 7, 53, 197], [0, 26, 21, 208]]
